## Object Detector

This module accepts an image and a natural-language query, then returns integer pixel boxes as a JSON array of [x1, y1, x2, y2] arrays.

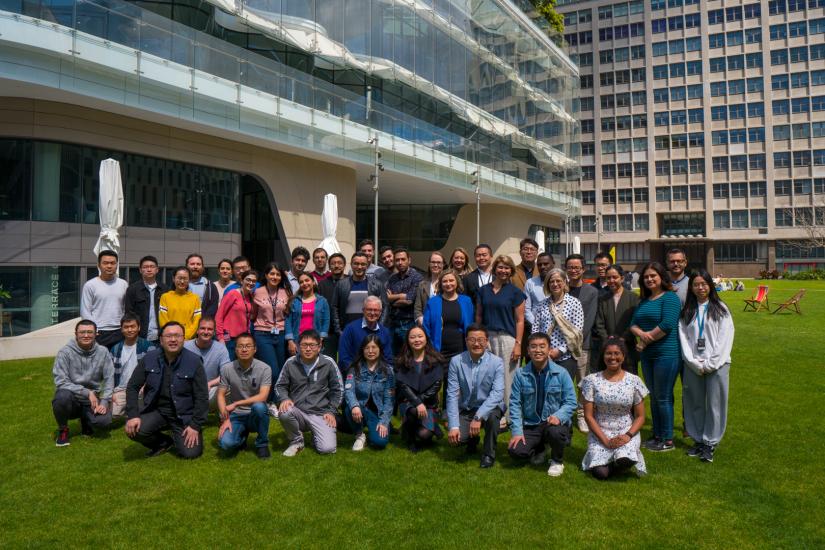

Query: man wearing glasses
[[512, 238, 541, 361], [276, 330, 343, 456], [666, 248, 690, 305], [125, 322, 208, 459], [564, 254, 598, 434]]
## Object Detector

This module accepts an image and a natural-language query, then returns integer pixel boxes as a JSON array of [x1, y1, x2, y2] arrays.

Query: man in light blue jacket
[[508, 332, 577, 477], [446, 324, 505, 469]]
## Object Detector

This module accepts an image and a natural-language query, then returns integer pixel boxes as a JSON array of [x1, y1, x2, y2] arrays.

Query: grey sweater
[[276, 354, 342, 415], [53, 339, 115, 406], [80, 276, 128, 331]]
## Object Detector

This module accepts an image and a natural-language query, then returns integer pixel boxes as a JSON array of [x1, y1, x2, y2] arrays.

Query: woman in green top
[[630, 261, 682, 452]]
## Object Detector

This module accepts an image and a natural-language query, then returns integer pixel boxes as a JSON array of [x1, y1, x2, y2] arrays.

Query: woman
[[422, 270, 474, 358], [252, 262, 292, 410], [414, 251, 446, 325], [630, 261, 682, 452], [594, 264, 641, 374], [448, 247, 472, 278], [395, 326, 446, 452], [343, 335, 395, 451], [678, 269, 734, 463], [216, 269, 257, 359], [158, 267, 201, 339], [532, 267, 584, 381], [214, 258, 234, 302], [475, 255, 525, 429], [580, 337, 649, 480], [285, 272, 330, 356]]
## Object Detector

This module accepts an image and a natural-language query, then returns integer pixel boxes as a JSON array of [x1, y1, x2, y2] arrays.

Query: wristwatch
[[473, 416, 481, 422]]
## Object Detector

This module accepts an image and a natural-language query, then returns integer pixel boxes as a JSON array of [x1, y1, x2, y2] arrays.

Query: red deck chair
[[743, 285, 770, 312]]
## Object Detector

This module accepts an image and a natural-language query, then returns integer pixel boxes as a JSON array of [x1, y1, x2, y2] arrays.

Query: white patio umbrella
[[92, 158, 124, 258], [535, 229, 545, 253], [318, 193, 341, 255], [573, 236, 581, 255]]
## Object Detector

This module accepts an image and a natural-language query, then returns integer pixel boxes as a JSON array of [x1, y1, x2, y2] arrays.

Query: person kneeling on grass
[[276, 330, 343, 456], [217, 333, 272, 459], [53, 319, 115, 446], [342, 334, 395, 451], [109, 313, 155, 419], [124, 322, 208, 459], [507, 332, 577, 477]]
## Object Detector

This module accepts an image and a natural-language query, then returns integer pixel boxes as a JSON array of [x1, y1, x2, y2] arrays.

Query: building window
[[750, 181, 767, 197], [713, 183, 730, 199], [774, 179, 792, 195], [775, 209, 794, 227], [690, 185, 705, 199], [751, 209, 768, 228], [672, 186, 688, 200], [715, 242, 757, 261], [731, 210, 749, 228], [656, 187, 671, 201], [634, 214, 649, 231], [618, 214, 634, 232], [714, 211, 731, 229], [731, 183, 748, 198], [581, 190, 596, 204]]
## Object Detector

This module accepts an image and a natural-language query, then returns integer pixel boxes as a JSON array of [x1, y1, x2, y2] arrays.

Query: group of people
[[53, 240, 734, 478]]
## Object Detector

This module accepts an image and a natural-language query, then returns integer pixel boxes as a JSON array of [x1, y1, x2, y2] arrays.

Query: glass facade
[[356, 204, 462, 251]]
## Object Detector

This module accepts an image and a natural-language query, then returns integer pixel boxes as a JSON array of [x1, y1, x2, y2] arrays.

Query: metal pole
[[472, 171, 480, 246], [368, 137, 382, 265]]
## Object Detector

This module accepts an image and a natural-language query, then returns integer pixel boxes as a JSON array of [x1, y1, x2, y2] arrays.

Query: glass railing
[[0, 0, 579, 209]]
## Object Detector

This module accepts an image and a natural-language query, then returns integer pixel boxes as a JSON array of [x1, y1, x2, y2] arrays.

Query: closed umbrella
[[535, 229, 545, 253], [93, 158, 124, 258], [318, 193, 341, 255]]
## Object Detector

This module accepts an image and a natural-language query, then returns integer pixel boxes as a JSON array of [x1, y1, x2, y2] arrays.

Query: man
[[338, 296, 393, 369], [565, 253, 598, 433], [318, 252, 347, 358], [109, 313, 155, 419], [462, 244, 494, 305], [310, 248, 331, 283], [217, 333, 272, 459], [507, 332, 577, 477], [287, 247, 310, 293], [511, 238, 540, 290], [667, 248, 690, 305], [591, 252, 614, 300], [184, 316, 231, 410], [52, 320, 114, 446], [379, 246, 395, 272], [358, 238, 386, 279], [446, 325, 505, 468], [276, 330, 343, 456], [385, 248, 424, 355], [524, 252, 555, 328], [80, 250, 128, 348], [125, 322, 208, 459], [186, 253, 220, 317], [224, 256, 256, 293], [124, 255, 168, 345], [331, 252, 387, 336]]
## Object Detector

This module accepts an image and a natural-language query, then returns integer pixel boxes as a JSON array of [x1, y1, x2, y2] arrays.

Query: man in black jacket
[[124, 321, 208, 458], [124, 255, 168, 345], [462, 244, 494, 305], [331, 252, 387, 334], [318, 253, 346, 359]]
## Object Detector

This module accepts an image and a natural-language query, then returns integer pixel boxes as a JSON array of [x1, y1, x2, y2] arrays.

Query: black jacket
[[395, 361, 444, 408], [124, 280, 168, 339], [318, 276, 343, 306], [462, 269, 490, 306], [201, 280, 220, 318], [331, 276, 388, 334]]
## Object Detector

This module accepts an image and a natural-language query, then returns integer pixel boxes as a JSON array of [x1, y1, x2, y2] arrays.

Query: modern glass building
[[0, 0, 579, 335], [555, 0, 825, 275]]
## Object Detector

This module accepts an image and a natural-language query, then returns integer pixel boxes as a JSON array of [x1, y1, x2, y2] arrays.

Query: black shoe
[[145, 440, 173, 458], [80, 418, 94, 437], [466, 441, 478, 455], [700, 445, 715, 463], [480, 455, 495, 469], [55, 426, 70, 447], [237, 439, 248, 452], [256, 446, 271, 460], [648, 439, 675, 452], [686, 443, 704, 457], [408, 443, 421, 454], [642, 437, 660, 450]]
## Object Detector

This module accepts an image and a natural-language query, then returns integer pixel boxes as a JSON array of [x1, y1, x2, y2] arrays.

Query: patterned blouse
[[531, 293, 584, 362]]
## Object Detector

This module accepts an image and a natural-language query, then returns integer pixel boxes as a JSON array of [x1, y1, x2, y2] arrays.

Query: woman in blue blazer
[[422, 269, 474, 358]]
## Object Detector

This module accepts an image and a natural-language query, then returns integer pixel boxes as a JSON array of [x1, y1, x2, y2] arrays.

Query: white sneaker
[[352, 433, 367, 452], [267, 403, 280, 419], [547, 461, 565, 477], [577, 410, 589, 433], [282, 443, 304, 457]]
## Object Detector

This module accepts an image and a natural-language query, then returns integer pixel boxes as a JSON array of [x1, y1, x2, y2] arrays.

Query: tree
[[530, 0, 565, 35], [784, 203, 825, 254]]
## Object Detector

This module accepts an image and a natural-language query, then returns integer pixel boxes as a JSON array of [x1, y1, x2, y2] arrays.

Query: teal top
[[631, 291, 682, 360]]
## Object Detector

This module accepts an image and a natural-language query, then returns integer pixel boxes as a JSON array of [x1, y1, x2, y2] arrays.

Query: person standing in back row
[[186, 253, 220, 317], [564, 254, 598, 434], [666, 248, 690, 306], [462, 244, 494, 305], [81, 250, 128, 349], [386, 248, 423, 356], [124, 255, 167, 346]]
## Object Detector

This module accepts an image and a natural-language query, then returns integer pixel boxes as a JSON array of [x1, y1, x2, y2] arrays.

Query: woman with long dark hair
[[630, 261, 682, 452], [594, 264, 641, 374], [395, 326, 446, 452], [343, 334, 395, 451], [285, 272, 330, 356], [252, 262, 293, 414], [678, 269, 734, 463], [214, 258, 234, 303]]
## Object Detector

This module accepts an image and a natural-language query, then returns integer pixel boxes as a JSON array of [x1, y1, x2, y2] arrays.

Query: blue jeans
[[390, 319, 414, 358], [254, 330, 286, 402], [226, 338, 237, 361], [218, 402, 270, 450], [344, 406, 389, 449], [641, 355, 682, 441]]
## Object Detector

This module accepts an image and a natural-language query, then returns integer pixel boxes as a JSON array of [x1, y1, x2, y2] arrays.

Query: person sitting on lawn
[[109, 313, 155, 419], [342, 334, 395, 451], [508, 332, 577, 477], [217, 333, 272, 459], [276, 330, 343, 456], [52, 319, 115, 446], [446, 324, 505, 469], [124, 322, 208, 459]]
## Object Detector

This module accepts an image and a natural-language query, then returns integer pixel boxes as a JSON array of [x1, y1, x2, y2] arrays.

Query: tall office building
[[0, 0, 579, 335], [555, 0, 825, 274]]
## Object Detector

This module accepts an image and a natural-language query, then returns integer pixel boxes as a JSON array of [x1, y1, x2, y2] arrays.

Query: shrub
[[758, 269, 783, 280], [785, 269, 825, 281]]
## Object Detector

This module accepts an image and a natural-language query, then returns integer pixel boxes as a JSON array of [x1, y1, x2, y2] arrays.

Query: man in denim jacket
[[508, 332, 577, 477]]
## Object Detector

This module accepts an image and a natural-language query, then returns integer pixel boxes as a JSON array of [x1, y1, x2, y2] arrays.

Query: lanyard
[[696, 303, 707, 339]]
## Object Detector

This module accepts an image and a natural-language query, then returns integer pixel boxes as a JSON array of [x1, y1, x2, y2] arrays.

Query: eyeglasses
[[76, 330, 96, 336], [300, 343, 320, 349], [566, 266, 583, 271], [162, 334, 183, 340], [236, 344, 255, 350], [466, 337, 487, 344]]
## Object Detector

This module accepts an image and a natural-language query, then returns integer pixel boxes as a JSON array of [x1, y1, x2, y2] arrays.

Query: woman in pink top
[[285, 272, 330, 356], [253, 262, 292, 409], [216, 269, 257, 360]]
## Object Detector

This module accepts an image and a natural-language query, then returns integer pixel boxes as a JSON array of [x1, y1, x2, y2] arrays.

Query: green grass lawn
[[1, 280, 824, 548]]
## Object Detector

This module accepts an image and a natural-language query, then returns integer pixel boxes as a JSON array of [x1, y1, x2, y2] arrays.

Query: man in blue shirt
[[338, 296, 393, 370], [446, 324, 505, 468], [508, 332, 577, 477], [386, 248, 423, 355]]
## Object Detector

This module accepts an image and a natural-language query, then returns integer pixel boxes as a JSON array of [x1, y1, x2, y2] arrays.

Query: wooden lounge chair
[[743, 285, 770, 312], [772, 289, 806, 315]]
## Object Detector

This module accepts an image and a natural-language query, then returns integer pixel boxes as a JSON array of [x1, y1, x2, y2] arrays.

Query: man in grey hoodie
[[52, 319, 115, 446]]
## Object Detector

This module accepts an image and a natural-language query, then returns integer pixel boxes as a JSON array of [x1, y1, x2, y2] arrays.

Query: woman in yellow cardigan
[[158, 267, 202, 339]]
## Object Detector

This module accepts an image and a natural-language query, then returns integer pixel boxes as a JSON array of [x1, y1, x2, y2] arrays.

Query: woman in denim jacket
[[285, 272, 330, 355], [343, 334, 395, 451]]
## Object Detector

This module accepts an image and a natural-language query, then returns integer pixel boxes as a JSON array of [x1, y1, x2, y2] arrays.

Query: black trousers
[[96, 329, 123, 350], [458, 407, 502, 459], [508, 422, 570, 463], [129, 409, 203, 459], [52, 389, 112, 430]]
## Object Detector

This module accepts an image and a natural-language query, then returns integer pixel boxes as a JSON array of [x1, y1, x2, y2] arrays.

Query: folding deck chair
[[743, 285, 770, 312], [772, 289, 806, 315]]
